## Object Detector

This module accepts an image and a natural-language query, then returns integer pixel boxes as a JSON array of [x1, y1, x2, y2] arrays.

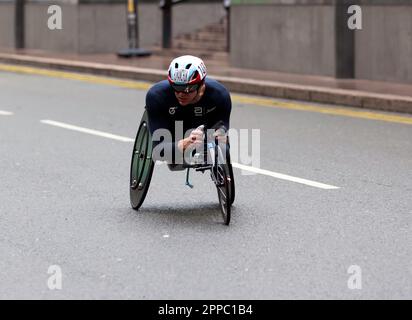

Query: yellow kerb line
[[1, 63, 411, 126], [232, 96, 412, 125], [0, 63, 151, 90]]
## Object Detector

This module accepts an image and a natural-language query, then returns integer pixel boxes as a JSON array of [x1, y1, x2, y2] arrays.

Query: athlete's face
[[174, 89, 198, 106], [173, 83, 206, 106]]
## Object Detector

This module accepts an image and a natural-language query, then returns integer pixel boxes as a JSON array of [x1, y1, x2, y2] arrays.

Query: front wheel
[[130, 110, 155, 210], [216, 163, 231, 225], [226, 142, 235, 206], [215, 143, 231, 225]]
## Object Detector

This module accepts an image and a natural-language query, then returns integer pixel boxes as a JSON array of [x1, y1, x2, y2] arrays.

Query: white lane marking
[[0, 110, 13, 116], [40, 119, 339, 189], [40, 120, 134, 142], [232, 162, 340, 190]]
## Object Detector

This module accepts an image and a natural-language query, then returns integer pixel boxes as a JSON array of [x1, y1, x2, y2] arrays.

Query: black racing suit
[[145, 78, 232, 167]]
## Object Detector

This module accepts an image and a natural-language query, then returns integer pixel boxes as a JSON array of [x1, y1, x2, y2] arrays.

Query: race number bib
[[173, 69, 189, 82]]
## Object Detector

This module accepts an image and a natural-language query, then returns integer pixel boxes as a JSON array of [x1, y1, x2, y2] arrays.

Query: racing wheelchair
[[130, 110, 235, 225]]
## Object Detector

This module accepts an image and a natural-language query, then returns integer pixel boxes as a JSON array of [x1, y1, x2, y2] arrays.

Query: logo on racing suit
[[206, 106, 217, 114], [194, 106, 203, 116], [169, 107, 177, 115]]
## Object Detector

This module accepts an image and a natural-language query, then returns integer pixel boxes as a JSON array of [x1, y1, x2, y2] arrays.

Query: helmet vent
[[185, 63, 192, 69], [190, 71, 199, 81], [175, 63, 179, 68]]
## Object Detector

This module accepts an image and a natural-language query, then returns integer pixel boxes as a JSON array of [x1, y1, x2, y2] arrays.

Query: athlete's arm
[[209, 88, 232, 142], [145, 90, 177, 163]]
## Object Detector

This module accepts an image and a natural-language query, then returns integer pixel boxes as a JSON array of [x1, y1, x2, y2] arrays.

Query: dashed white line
[[0, 110, 13, 116], [40, 120, 134, 142], [231, 162, 340, 190], [40, 119, 340, 190]]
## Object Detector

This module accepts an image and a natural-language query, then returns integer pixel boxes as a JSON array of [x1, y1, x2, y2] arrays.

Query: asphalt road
[[0, 69, 411, 299]]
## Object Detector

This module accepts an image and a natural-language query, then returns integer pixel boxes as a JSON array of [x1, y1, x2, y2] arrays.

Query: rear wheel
[[130, 111, 154, 210]]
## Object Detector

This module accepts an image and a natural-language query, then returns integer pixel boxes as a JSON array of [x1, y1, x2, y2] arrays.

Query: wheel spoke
[[218, 186, 227, 202], [136, 127, 148, 180], [131, 122, 146, 181]]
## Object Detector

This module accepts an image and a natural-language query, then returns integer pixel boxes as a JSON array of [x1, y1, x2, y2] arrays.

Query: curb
[[1, 53, 412, 114]]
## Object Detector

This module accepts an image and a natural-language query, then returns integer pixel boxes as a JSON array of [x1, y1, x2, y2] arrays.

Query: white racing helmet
[[167, 55, 207, 91]]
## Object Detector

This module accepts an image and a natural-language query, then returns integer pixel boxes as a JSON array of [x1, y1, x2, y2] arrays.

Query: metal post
[[118, 0, 152, 58], [162, 0, 172, 49], [224, 0, 231, 52], [129, 0, 138, 49], [15, 0, 25, 49], [335, 1, 354, 78]]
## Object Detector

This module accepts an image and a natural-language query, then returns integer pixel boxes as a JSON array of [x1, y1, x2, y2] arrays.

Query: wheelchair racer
[[145, 55, 232, 168]]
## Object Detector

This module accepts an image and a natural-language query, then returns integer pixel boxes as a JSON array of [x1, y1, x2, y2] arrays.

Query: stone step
[[173, 40, 228, 52], [177, 31, 227, 42], [169, 16, 229, 53], [203, 24, 226, 33], [173, 37, 227, 47], [151, 47, 229, 61], [173, 44, 228, 52]]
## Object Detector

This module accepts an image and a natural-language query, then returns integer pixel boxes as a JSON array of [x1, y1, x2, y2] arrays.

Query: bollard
[[118, 0, 152, 57]]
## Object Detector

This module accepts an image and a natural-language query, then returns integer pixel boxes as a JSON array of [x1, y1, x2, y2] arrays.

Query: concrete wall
[[1, 1, 225, 54], [77, 4, 128, 53], [0, 3, 15, 48], [138, 4, 162, 48], [231, 0, 412, 84], [355, 5, 412, 84], [25, 4, 79, 52], [230, 4, 336, 77]]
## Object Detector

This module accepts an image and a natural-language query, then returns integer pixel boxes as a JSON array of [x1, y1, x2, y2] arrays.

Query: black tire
[[215, 144, 231, 225], [220, 138, 235, 206], [130, 110, 155, 210], [226, 146, 235, 206]]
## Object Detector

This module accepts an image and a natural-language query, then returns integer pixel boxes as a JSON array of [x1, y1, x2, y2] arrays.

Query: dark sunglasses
[[171, 84, 200, 93]]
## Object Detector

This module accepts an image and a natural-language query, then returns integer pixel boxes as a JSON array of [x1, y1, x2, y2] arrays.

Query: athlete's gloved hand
[[189, 125, 205, 147], [178, 125, 204, 152], [213, 127, 227, 144]]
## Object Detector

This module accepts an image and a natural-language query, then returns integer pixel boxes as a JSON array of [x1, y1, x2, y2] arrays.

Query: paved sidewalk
[[1, 47, 412, 114]]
